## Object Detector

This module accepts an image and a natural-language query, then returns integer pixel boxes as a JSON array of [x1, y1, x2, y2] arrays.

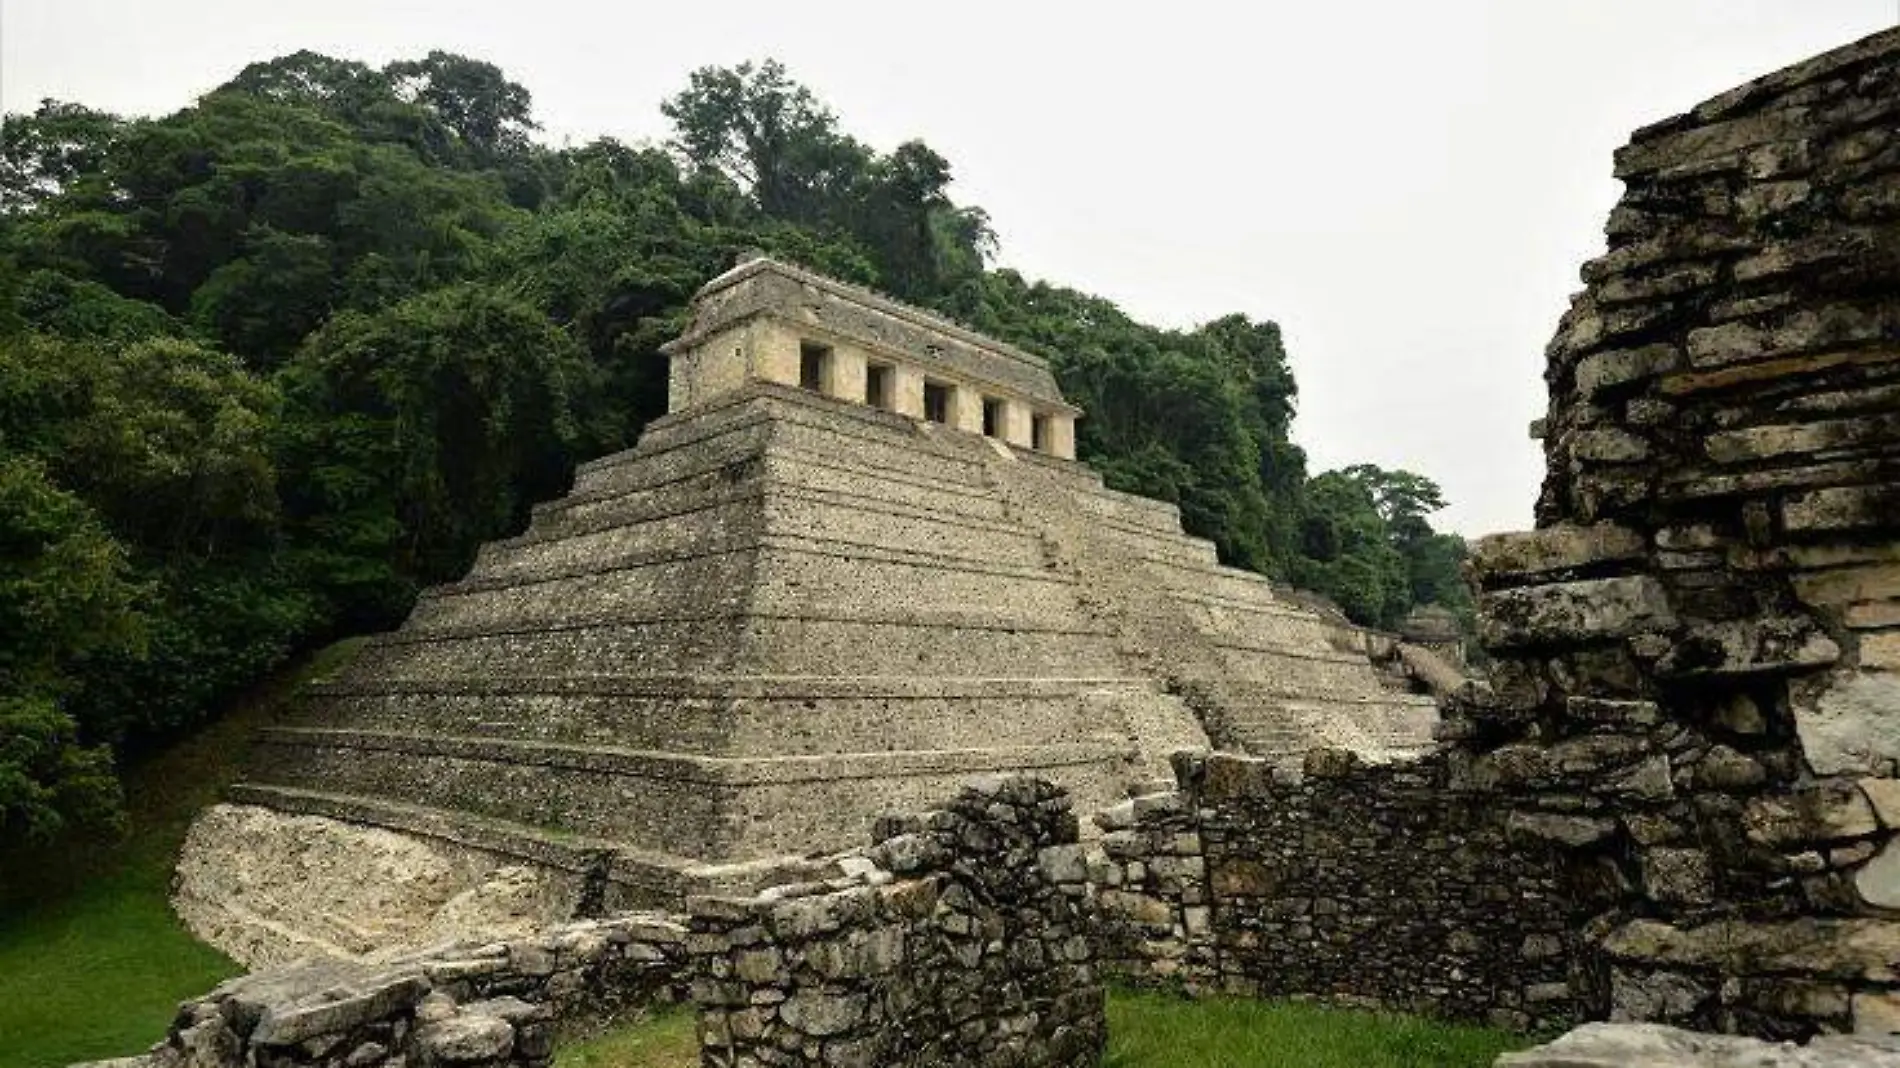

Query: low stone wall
[[117, 914, 686, 1068], [1092, 750, 1587, 1033], [687, 775, 1105, 1068]]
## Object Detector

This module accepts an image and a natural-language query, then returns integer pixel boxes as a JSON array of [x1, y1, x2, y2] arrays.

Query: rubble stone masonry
[[1459, 25, 1900, 1040], [1089, 750, 1587, 1033], [687, 776, 1104, 1068]]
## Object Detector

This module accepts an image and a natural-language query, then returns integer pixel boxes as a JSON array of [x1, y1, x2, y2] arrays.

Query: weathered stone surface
[[174, 805, 582, 969], [1511, 811, 1617, 848], [1856, 992, 1900, 1038], [1603, 918, 1900, 981], [1854, 838, 1900, 910], [779, 992, 866, 1037], [1863, 779, 1900, 827], [413, 1016, 513, 1063], [1658, 618, 1840, 678], [1642, 849, 1714, 906], [1785, 486, 1900, 532], [1495, 1022, 1900, 1067], [1611, 970, 1713, 1022], [1743, 781, 1879, 847], [1796, 674, 1900, 776], [1471, 524, 1647, 581], [1480, 576, 1674, 648]]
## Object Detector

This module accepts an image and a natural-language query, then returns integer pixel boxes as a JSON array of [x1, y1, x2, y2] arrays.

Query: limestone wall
[[688, 776, 1105, 1068], [1456, 25, 1900, 1039], [1089, 751, 1586, 1032]]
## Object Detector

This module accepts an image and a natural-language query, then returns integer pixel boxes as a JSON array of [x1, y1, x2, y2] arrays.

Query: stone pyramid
[[187, 258, 1436, 957]]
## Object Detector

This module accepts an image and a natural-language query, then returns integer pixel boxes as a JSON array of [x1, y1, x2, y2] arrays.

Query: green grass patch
[[551, 991, 1531, 1068], [1106, 990, 1529, 1068], [0, 640, 364, 1068], [555, 1009, 700, 1068]]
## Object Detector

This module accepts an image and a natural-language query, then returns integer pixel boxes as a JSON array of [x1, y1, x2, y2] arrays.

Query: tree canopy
[[0, 52, 1470, 854]]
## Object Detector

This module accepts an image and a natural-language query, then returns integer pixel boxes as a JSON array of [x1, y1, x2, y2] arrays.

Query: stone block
[[1609, 969, 1712, 1022], [1657, 618, 1840, 678], [1785, 485, 1900, 532], [1508, 811, 1616, 848], [413, 1015, 515, 1064], [1603, 916, 1900, 981], [778, 991, 866, 1037], [1854, 992, 1900, 1038], [1855, 838, 1900, 910], [1864, 632, 1900, 671], [1570, 428, 1651, 463], [1642, 848, 1714, 905], [1498, 1021, 1900, 1067], [1479, 576, 1674, 649], [1796, 673, 1900, 775], [1744, 782, 1879, 847], [1796, 564, 1900, 607], [1470, 524, 1647, 582]]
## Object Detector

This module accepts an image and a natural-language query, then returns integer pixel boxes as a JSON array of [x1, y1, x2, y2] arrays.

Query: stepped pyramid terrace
[[176, 255, 1445, 965]]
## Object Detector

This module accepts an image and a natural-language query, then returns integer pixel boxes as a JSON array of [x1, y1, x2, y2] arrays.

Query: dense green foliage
[[0, 52, 1469, 854]]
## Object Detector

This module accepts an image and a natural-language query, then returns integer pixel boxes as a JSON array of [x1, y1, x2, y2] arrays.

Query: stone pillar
[[949, 384, 984, 434], [891, 364, 925, 419], [749, 321, 800, 390], [667, 350, 695, 413], [828, 344, 867, 405], [1047, 414, 1076, 460], [1000, 399, 1034, 449]]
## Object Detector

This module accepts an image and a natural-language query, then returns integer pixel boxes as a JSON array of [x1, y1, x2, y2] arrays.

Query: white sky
[[4, 1, 1894, 535]]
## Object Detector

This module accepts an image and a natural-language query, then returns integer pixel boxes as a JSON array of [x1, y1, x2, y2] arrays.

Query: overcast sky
[[4, 2, 1894, 535]]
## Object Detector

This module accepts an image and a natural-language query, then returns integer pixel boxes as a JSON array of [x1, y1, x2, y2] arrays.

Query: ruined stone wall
[[688, 776, 1105, 1068], [1090, 751, 1587, 1032], [1458, 25, 1900, 1039], [112, 914, 687, 1068]]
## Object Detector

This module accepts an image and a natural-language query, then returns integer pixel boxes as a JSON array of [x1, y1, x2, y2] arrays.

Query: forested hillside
[[0, 53, 1470, 855]]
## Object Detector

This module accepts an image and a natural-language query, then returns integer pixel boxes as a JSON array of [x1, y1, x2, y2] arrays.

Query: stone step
[[297, 675, 1159, 756], [1069, 484, 1188, 536], [1094, 521, 1222, 566], [244, 729, 1136, 864], [349, 607, 1128, 682], [474, 467, 1049, 589], [223, 783, 735, 910], [416, 536, 1083, 634]]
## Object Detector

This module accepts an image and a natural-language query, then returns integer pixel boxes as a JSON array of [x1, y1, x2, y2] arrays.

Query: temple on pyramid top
[[174, 256, 1451, 968], [661, 255, 1080, 456]]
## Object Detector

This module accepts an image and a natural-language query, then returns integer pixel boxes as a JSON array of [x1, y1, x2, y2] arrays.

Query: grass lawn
[[553, 992, 1531, 1068], [0, 641, 363, 1068], [1104, 990, 1529, 1067]]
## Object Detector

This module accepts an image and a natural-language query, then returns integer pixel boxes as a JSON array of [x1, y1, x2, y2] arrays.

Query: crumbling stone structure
[[112, 914, 686, 1068], [688, 776, 1104, 1068], [178, 256, 1438, 964], [1457, 26, 1900, 1039], [1088, 750, 1587, 1032]]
